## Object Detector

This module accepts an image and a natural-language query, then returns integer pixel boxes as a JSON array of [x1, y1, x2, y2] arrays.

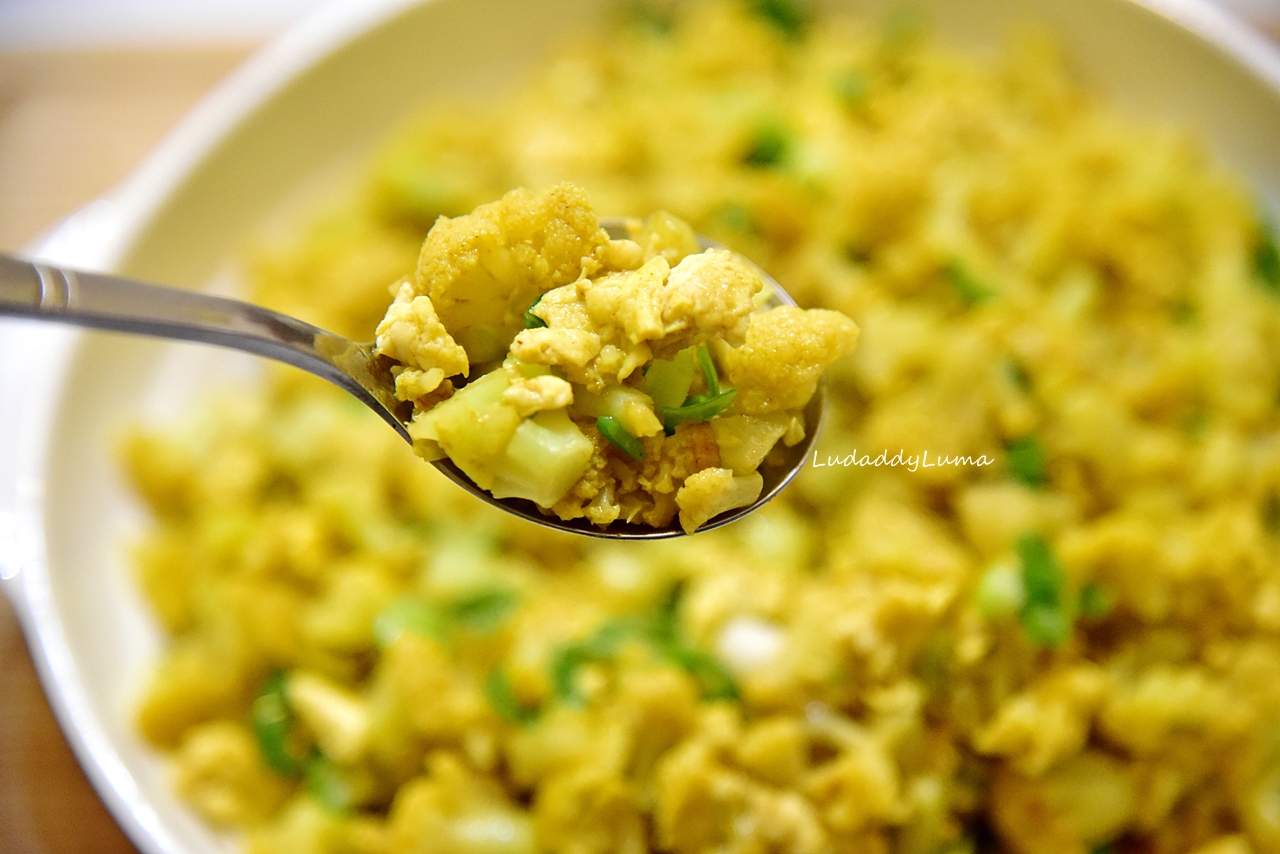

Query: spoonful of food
[[0, 185, 857, 539]]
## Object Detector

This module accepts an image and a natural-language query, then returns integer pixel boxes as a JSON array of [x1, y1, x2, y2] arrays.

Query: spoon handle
[[0, 253, 409, 440]]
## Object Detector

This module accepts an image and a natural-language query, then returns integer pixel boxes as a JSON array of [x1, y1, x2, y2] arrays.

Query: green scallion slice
[[745, 0, 809, 38], [549, 642, 599, 707], [372, 596, 447, 648], [945, 260, 995, 308], [1077, 582, 1113, 620], [523, 294, 548, 328], [597, 415, 645, 459], [697, 344, 721, 396], [251, 671, 305, 777], [660, 641, 740, 701], [661, 388, 737, 433], [445, 588, 520, 634], [1006, 436, 1047, 487], [742, 121, 793, 168], [304, 753, 352, 814], [1255, 220, 1280, 294], [1016, 532, 1070, 648], [484, 669, 540, 726]]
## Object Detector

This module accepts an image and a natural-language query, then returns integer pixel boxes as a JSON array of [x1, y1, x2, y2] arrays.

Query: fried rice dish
[[122, 3, 1280, 853]]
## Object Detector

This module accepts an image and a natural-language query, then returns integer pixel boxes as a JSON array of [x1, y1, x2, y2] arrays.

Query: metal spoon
[[0, 224, 823, 539]]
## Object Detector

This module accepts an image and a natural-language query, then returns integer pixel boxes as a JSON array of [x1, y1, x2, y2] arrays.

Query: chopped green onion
[[1004, 358, 1032, 393], [945, 260, 995, 308], [251, 671, 306, 776], [445, 588, 520, 634], [1006, 436, 1047, 487], [712, 201, 754, 234], [484, 669, 540, 725], [1255, 220, 1280, 294], [589, 616, 650, 655], [523, 294, 548, 328], [1265, 492, 1280, 533], [375, 589, 518, 645], [659, 642, 740, 701], [835, 70, 869, 106], [305, 754, 352, 814], [975, 561, 1025, 618], [625, 1, 673, 34], [1077, 582, 1113, 620], [742, 122, 793, 168], [546, 587, 739, 707], [1171, 298, 1196, 324], [376, 158, 471, 226], [547, 616, 649, 704], [661, 388, 737, 433], [251, 672, 351, 812], [373, 596, 447, 648], [1183, 409, 1209, 440], [880, 8, 925, 48], [696, 344, 721, 396], [597, 415, 645, 459], [549, 642, 600, 707], [648, 585, 737, 701], [915, 637, 953, 696], [843, 242, 871, 265], [745, 0, 809, 37], [1016, 532, 1070, 648]]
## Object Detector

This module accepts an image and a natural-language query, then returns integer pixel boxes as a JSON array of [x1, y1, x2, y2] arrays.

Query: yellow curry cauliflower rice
[[371, 183, 857, 532], [124, 3, 1280, 854]]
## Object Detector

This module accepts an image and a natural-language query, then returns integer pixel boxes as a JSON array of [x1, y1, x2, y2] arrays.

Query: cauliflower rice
[[124, 3, 1280, 854]]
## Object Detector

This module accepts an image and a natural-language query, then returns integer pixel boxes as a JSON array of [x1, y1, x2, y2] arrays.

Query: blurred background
[[1, 0, 1279, 851]]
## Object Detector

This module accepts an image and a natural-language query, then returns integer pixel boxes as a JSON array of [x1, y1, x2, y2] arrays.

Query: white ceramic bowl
[[3, 1, 1280, 852]]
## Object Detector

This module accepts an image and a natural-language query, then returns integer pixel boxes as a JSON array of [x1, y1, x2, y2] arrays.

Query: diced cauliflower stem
[[286, 671, 371, 764], [375, 184, 858, 530], [717, 615, 786, 675]]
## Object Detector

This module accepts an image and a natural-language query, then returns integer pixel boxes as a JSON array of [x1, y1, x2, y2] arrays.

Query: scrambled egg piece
[[376, 278, 469, 398], [375, 183, 857, 533]]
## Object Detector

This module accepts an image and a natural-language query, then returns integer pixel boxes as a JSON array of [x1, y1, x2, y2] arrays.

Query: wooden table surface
[[0, 47, 252, 854]]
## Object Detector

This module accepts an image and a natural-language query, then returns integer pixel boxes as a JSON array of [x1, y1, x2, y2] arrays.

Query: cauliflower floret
[[375, 279, 469, 391], [655, 713, 830, 854], [389, 752, 536, 854], [675, 467, 764, 534], [724, 307, 860, 414], [535, 764, 647, 854], [973, 665, 1109, 775], [173, 720, 290, 826], [413, 184, 612, 364], [502, 375, 574, 418]]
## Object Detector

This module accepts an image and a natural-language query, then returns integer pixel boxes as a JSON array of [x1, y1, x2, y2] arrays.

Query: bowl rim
[[4, 1, 1280, 852]]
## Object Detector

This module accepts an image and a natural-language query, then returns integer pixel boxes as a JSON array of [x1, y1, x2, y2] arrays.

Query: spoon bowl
[[0, 223, 823, 539]]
